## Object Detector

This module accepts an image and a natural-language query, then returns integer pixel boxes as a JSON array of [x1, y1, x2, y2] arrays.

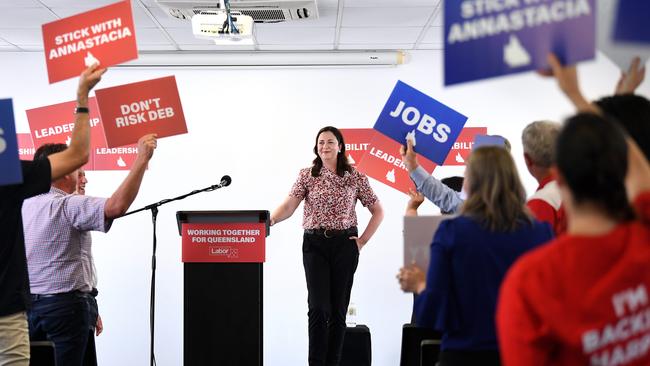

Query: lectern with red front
[[176, 210, 269, 366]]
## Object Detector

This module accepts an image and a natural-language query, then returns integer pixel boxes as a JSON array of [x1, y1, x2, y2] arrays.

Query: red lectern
[[177, 210, 269, 366]]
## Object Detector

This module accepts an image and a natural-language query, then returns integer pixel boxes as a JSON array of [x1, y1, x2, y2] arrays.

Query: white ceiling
[[0, 0, 443, 52]]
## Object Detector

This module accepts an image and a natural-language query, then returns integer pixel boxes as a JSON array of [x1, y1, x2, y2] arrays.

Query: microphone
[[220, 175, 232, 187]]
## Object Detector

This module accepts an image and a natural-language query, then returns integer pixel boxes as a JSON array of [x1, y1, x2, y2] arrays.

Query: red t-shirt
[[526, 176, 567, 236], [498, 192, 650, 366]]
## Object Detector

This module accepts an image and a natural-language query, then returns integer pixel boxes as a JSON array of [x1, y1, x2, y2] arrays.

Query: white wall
[[2, 50, 648, 366]]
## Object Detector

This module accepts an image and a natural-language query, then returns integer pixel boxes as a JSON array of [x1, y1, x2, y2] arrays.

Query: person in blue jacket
[[398, 145, 553, 366]]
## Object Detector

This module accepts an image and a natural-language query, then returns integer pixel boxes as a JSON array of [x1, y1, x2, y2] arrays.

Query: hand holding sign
[[399, 138, 418, 172], [78, 63, 106, 105], [136, 133, 158, 162]]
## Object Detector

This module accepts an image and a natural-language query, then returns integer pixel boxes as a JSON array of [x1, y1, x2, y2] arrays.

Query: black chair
[[420, 339, 441, 366], [341, 325, 371, 366], [399, 324, 440, 366], [29, 341, 55, 366]]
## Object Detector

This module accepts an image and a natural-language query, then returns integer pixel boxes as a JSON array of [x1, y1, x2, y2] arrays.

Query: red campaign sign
[[357, 131, 437, 195], [340, 128, 374, 167], [182, 223, 266, 263], [26, 98, 99, 170], [42, 0, 137, 84], [442, 127, 488, 166], [93, 145, 138, 171], [17, 134, 35, 160], [25, 97, 138, 171], [95, 76, 188, 148]]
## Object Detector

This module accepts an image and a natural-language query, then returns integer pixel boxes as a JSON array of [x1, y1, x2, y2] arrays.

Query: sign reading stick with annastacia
[[42, 0, 137, 83]]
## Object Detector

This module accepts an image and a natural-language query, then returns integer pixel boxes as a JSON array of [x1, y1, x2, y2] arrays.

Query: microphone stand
[[120, 180, 230, 366]]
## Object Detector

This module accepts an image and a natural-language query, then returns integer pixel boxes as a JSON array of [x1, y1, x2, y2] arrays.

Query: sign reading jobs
[[0, 99, 22, 186], [373, 80, 468, 165], [42, 0, 137, 83], [95, 75, 188, 148], [182, 223, 266, 263]]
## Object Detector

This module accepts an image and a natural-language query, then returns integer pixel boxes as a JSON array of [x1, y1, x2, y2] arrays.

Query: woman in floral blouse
[[271, 126, 383, 366]]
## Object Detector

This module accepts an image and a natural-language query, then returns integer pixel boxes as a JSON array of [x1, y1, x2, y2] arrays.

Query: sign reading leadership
[[444, 0, 596, 85], [0, 99, 22, 186], [373, 81, 468, 165], [42, 0, 137, 83], [356, 130, 437, 195]]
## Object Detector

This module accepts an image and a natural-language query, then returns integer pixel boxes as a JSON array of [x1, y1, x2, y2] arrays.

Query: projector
[[191, 10, 254, 43]]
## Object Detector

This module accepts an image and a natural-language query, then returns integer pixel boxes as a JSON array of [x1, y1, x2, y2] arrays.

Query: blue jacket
[[414, 215, 553, 351]]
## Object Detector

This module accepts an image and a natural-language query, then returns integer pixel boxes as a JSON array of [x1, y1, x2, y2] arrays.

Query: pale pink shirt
[[22, 187, 111, 294]]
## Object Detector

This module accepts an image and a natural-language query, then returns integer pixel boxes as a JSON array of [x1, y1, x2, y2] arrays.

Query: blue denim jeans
[[28, 292, 92, 366]]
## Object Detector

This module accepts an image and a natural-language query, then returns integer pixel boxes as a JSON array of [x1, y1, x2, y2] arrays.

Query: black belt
[[304, 227, 357, 238], [31, 290, 92, 301]]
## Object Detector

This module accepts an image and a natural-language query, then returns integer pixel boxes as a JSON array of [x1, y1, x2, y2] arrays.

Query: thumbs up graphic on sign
[[406, 130, 417, 146], [84, 52, 100, 67], [504, 34, 531, 68], [65, 136, 71, 146], [347, 154, 355, 164], [455, 152, 465, 164], [386, 169, 396, 183], [0, 128, 6, 154], [117, 156, 126, 167]]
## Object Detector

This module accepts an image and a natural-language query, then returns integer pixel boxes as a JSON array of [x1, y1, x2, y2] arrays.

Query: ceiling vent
[[155, 0, 319, 23]]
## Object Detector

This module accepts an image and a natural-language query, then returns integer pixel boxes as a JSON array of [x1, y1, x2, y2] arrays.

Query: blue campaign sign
[[0, 99, 23, 186], [473, 134, 507, 150], [444, 0, 596, 86], [373, 81, 468, 165], [614, 0, 650, 44]]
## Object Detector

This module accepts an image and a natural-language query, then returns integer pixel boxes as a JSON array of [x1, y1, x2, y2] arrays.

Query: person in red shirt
[[497, 113, 650, 366], [271, 126, 384, 366], [521, 120, 566, 235]]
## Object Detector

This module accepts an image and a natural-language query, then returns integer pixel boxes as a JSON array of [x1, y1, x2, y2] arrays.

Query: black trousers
[[303, 231, 359, 366], [438, 350, 501, 366]]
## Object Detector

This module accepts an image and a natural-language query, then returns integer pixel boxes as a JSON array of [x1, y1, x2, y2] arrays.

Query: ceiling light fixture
[[116, 51, 408, 68]]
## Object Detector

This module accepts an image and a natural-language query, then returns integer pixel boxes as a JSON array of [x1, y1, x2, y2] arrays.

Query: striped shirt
[[22, 187, 111, 294]]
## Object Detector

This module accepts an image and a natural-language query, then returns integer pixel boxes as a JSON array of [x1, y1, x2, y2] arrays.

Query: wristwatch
[[74, 106, 89, 114]]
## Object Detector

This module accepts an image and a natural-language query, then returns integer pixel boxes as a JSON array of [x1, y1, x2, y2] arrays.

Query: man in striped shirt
[[21, 133, 156, 366]]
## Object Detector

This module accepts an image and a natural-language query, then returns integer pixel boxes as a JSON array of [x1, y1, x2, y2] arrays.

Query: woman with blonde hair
[[399, 146, 553, 366]]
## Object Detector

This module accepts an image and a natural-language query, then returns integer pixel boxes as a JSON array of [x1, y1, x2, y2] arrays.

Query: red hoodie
[[498, 192, 650, 366]]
